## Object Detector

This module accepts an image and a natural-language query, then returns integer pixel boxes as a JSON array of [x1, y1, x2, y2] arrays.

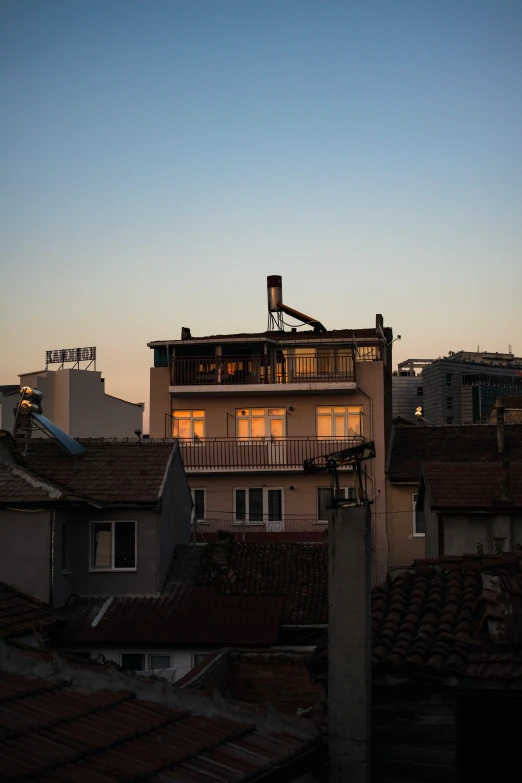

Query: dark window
[[447, 397, 453, 409], [114, 522, 136, 569], [193, 653, 211, 667], [446, 373, 452, 386], [267, 489, 282, 521], [192, 489, 205, 520], [149, 654, 171, 670], [235, 489, 246, 520], [249, 488, 263, 521], [121, 653, 145, 671], [417, 387, 423, 396], [447, 416, 454, 424]]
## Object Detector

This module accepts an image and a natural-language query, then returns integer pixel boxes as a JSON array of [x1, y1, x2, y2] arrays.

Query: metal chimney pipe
[[267, 275, 282, 312]]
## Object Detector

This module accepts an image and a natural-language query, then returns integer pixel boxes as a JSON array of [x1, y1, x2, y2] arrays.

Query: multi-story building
[[148, 276, 394, 580], [392, 358, 433, 421]]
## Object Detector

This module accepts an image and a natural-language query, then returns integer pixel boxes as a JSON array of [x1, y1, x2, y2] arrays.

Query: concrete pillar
[[328, 504, 371, 783]]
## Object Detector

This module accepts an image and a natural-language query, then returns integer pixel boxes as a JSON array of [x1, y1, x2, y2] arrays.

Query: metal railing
[[170, 354, 355, 386], [177, 436, 362, 471], [191, 518, 328, 535]]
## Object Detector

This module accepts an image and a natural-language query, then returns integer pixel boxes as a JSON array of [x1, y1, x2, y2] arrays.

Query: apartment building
[[148, 276, 393, 580]]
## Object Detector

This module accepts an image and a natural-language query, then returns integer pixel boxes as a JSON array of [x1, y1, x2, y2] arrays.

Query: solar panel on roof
[[31, 413, 87, 456]]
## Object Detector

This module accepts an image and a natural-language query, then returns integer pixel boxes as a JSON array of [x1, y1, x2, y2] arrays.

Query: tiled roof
[[149, 327, 383, 345], [0, 582, 63, 640], [422, 461, 522, 509], [6, 437, 176, 505], [387, 424, 522, 482], [166, 541, 328, 625], [372, 555, 522, 680], [0, 463, 64, 504], [180, 650, 326, 718], [0, 645, 317, 782], [58, 588, 287, 646]]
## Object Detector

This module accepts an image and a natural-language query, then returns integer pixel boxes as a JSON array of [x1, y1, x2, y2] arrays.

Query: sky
[[1, 0, 521, 427]]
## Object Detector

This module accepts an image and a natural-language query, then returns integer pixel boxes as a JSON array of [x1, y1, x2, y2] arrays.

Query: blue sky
[[1, 0, 521, 421]]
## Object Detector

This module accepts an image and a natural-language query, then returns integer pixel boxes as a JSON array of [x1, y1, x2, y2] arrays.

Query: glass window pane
[[121, 653, 145, 671], [268, 408, 285, 416], [317, 416, 332, 437], [251, 417, 265, 438], [317, 406, 332, 414], [176, 419, 191, 438], [193, 653, 211, 667], [173, 410, 187, 418], [270, 419, 283, 438], [334, 416, 345, 437], [237, 419, 249, 439], [150, 655, 171, 670], [92, 523, 111, 568], [193, 489, 205, 519], [267, 490, 282, 521], [235, 489, 246, 520], [114, 522, 136, 569], [252, 409, 265, 416], [192, 410, 205, 418], [237, 409, 250, 417], [333, 406, 348, 413], [249, 488, 263, 521], [347, 413, 361, 436], [193, 420, 204, 439], [317, 488, 330, 520]]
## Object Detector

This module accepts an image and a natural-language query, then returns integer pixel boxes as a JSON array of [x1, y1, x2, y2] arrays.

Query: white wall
[[75, 647, 207, 682]]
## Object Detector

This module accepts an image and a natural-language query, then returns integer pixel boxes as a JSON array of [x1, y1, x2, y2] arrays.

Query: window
[[355, 346, 379, 362], [149, 654, 171, 670], [236, 408, 285, 439], [446, 397, 453, 409], [234, 487, 283, 523], [417, 387, 423, 396], [191, 489, 206, 521], [412, 493, 425, 537], [172, 410, 205, 440], [90, 521, 136, 570], [447, 416, 454, 424], [316, 406, 363, 438], [61, 522, 70, 573], [446, 373, 452, 386], [193, 653, 211, 667], [121, 653, 145, 671], [317, 487, 356, 520]]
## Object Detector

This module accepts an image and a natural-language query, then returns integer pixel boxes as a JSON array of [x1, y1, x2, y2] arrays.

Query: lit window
[[191, 489, 206, 521], [172, 410, 205, 440], [412, 493, 425, 537], [316, 406, 362, 438], [90, 521, 136, 570], [236, 408, 285, 439], [317, 487, 356, 520], [234, 487, 283, 523]]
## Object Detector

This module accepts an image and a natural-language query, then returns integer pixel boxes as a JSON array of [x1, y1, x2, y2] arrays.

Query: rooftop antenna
[[13, 387, 86, 457]]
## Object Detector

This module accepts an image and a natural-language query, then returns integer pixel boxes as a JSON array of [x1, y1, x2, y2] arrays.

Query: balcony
[[170, 354, 355, 392], [177, 437, 362, 472], [191, 518, 328, 539]]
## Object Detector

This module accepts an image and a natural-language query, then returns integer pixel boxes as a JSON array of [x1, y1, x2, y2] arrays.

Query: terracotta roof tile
[[388, 424, 522, 482], [423, 461, 522, 509], [0, 582, 62, 640]]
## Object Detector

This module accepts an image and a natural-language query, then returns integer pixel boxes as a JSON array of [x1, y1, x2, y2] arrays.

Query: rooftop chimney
[[497, 405, 506, 454]]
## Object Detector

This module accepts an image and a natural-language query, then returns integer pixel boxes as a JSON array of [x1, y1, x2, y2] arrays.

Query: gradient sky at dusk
[[1, 1, 521, 427]]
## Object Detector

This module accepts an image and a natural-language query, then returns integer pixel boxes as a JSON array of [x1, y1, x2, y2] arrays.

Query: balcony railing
[[170, 354, 355, 386], [177, 436, 362, 471], [191, 518, 327, 535]]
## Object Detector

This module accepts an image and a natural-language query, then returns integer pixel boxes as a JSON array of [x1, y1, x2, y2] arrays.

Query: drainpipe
[[49, 509, 55, 607]]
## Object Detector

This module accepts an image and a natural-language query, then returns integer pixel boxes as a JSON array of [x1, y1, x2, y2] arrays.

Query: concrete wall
[[67, 507, 160, 596], [0, 509, 51, 601], [392, 375, 423, 420], [158, 444, 193, 588], [150, 366, 171, 437], [425, 510, 522, 557], [387, 482, 426, 567], [0, 392, 18, 433]]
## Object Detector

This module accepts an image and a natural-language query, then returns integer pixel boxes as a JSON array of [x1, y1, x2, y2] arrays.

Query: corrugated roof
[[422, 461, 522, 510], [58, 588, 287, 646], [0, 645, 316, 782], [0, 582, 63, 640], [387, 424, 522, 482], [2, 435, 176, 505]]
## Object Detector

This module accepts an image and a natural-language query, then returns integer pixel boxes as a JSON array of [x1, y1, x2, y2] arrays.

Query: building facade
[[148, 285, 393, 580]]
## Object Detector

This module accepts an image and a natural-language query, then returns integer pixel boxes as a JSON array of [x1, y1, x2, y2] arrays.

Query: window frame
[[412, 492, 425, 538], [235, 407, 286, 441], [316, 405, 363, 439], [171, 409, 205, 441], [233, 486, 285, 524], [192, 652, 212, 668], [120, 652, 145, 671], [316, 487, 356, 522], [89, 520, 137, 572], [149, 654, 172, 670], [191, 488, 206, 523]]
